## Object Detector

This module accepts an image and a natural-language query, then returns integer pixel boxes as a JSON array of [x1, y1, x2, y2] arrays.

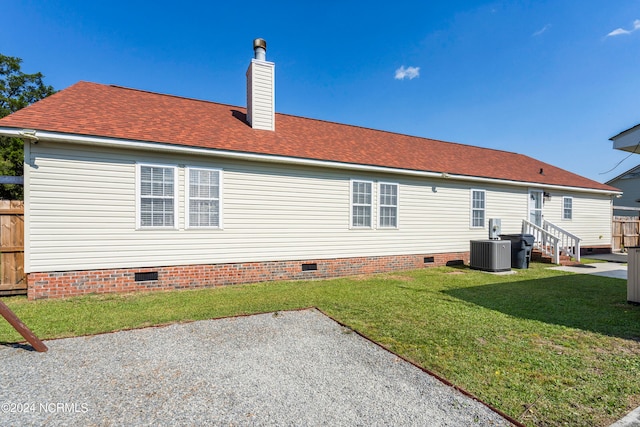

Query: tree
[[0, 54, 55, 200]]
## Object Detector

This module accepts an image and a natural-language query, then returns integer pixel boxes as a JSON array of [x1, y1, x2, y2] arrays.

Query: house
[[0, 39, 621, 300], [610, 123, 640, 155], [606, 163, 640, 252], [606, 164, 640, 217], [609, 123, 640, 217]]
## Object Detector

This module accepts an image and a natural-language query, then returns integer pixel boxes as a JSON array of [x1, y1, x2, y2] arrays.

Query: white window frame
[[136, 162, 179, 229], [185, 167, 223, 229], [350, 179, 373, 229], [562, 196, 573, 221], [470, 189, 486, 228], [378, 182, 399, 229]]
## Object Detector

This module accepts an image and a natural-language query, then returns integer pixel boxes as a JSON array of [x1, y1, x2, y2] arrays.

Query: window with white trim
[[138, 163, 178, 228], [562, 196, 573, 220], [186, 167, 222, 228], [351, 180, 372, 228], [470, 189, 485, 228], [379, 182, 398, 228]]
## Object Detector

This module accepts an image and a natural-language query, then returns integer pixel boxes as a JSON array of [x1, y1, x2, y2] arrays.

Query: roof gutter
[[2, 127, 621, 196]]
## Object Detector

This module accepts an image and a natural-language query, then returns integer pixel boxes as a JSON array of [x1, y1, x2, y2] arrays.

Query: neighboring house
[[606, 164, 640, 217], [610, 123, 640, 155], [0, 39, 621, 299], [609, 123, 640, 217]]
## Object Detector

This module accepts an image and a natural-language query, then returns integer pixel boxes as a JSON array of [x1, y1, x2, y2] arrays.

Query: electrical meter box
[[489, 218, 502, 240]]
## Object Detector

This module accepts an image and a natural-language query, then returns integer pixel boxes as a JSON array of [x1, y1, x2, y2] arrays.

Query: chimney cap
[[253, 38, 267, 51]]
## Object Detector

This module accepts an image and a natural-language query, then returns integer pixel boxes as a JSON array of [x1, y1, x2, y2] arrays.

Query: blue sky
[[3, 1, 639, 183]]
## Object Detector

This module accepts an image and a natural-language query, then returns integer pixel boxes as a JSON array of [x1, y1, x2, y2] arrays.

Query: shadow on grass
[[444, 274, 640, 339]]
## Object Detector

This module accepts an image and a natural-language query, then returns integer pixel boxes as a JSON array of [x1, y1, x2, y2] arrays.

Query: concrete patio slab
[[582, 253, 628, 263], [548, 262, 628, 279]]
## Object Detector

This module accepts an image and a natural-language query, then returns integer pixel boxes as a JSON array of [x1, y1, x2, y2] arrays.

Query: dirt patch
[[532, 332, 640, 357], [351, 273, 416, 282], [592, 337, 640, 355]]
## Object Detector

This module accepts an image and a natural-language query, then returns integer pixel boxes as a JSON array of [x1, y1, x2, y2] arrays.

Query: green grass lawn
[[1, 262, 639, 426]]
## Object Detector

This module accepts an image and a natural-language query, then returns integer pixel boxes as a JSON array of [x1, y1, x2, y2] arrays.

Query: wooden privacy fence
[[613, 215, 640, 252], [0, 200, 25, 296]]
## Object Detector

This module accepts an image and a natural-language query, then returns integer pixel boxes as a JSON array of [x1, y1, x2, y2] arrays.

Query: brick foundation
[[26, 252, 469, 300], [580, 245, 612, 256]]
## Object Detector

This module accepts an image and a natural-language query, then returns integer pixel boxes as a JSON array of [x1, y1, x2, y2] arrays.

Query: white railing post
[[521, 219, 573, 264], [523, 219, 581, 263], [541, 220, 581, 262]]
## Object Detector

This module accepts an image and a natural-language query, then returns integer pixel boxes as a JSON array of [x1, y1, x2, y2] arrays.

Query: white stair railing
[[542, 220, 581, 262], [521, 220, 581, 263], [522, 220, 561, 264]]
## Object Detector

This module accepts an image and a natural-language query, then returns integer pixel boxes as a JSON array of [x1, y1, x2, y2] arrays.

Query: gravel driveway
[[0, 308, 515, 426]]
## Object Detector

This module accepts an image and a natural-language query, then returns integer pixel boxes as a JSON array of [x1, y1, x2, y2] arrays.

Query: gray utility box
[[489, 218, 502, 240], [470, 240, 511, 272], [628, 247, 640, 304]]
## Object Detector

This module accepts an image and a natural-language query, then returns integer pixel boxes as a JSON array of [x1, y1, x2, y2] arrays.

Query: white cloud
[[532, 24, 551, 36], [394, 66, 420, 80], [608, 28, 631, 37], [606, 19, 640, 37]]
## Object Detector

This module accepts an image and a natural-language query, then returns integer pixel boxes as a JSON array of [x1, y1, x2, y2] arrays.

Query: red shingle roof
[[0, 81, 617, 192]]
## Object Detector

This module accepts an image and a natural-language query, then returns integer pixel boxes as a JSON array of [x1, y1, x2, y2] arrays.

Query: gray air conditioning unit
[[470, 240, 511, 272]]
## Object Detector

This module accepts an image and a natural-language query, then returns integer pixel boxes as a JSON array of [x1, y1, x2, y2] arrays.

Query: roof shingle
[[0, 81, 617, 192]]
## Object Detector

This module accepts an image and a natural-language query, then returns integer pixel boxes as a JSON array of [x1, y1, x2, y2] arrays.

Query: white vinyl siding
[[562, 196, 573, 220], [137, 163, 178, 229], [25, 141, 614, 273], [470, 189, 485, 228], [379, 182, 398, 228], [186, 167, 222, 228], [608, 170, 640, 215], [246, 60, 275, 131], [351, 180, 373, 228], [530, 191, 611, 245]]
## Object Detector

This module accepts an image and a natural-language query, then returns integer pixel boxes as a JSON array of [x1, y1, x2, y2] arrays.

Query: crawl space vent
[[135, 272, 159, 282], [302, 263, 318, 271]]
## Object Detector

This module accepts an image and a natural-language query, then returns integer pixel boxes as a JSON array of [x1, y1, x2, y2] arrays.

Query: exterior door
[[529, 190, 543, 227]]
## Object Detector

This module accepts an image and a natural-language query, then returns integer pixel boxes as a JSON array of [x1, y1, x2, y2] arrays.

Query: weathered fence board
[[0, 200, 25, 296], [613, 216, 640, 252]]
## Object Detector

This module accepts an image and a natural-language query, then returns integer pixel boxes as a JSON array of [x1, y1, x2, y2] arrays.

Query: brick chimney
[[246, 38, 275, 131]]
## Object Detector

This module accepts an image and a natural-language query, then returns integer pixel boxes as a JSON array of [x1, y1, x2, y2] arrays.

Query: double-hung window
[[562, 196, 573, 220], [351, 180, 373, 228], [379, 182, 398, 228], [186, 167, 222, 228], [470, 189, 486, 228], [137, 163, 178, 228]]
